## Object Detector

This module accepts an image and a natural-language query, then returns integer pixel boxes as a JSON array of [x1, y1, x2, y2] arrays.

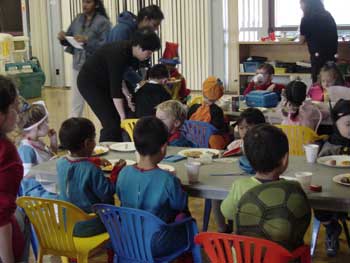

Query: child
[[315, 100, 350, 257], [57, 117, 115, 237], [188, 76, 230, 149], [308, 62, 346, 102], [221, 124, 310, 251], [278, 80, 328, 131], [134, 64, 171, 118], [116, 116, 196, 258], [243, 63, 285, 96], [17, 101, 58, 198], [160, 42, 190, 103], [156, 100, 193, 147], [0, 76, 24, 262]]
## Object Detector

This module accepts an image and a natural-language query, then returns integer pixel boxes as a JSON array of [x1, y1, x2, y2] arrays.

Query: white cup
[[295, 172, 312, 189], [304, 144, 319, 163], [184, 161, 201, 184]]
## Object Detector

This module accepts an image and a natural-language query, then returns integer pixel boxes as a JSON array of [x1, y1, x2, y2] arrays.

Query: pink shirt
[[307, 84, 324, 102]]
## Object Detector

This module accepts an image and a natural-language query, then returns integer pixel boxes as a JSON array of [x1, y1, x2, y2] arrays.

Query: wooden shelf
[[239, 41, 301, 45], [239, 72, 311, 77]]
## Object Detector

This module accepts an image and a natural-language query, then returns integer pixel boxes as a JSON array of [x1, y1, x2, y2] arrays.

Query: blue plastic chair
[[93, 204, 202, 263], [181, 120, 219, 231], [181, 120, 218, 148]]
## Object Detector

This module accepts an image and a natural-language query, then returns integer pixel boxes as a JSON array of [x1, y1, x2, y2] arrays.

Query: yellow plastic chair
[[16, 197, 110, 263], [120, 118, 138, 141], [276, 125, 328, 156], [187, 95, 203, 107]]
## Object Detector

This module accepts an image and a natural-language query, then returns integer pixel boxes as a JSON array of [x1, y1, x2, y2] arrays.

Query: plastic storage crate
[[243, 61, 262, 73]]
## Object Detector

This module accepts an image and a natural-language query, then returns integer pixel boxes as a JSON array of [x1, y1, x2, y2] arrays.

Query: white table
[[29, 145, 350, 212]]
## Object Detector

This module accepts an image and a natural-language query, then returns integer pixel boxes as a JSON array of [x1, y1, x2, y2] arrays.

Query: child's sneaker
[[325, 221, 342, 257]]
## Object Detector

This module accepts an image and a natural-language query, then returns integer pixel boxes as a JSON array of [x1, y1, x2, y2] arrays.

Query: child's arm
[[220, 184, 238, 220], [168, 176, 188, 212], [243, 82, 255, 96], [18, 145, 38, 177], [91, 168, 116, 204], [0, 223, 14, 263], [48, 129, 58, 154]]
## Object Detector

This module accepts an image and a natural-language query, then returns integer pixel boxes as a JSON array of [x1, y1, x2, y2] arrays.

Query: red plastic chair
[[195, 232, 311, 263]]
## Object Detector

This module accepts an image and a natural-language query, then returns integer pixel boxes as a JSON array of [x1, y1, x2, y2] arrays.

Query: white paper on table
[[65, 36, 84, 49]]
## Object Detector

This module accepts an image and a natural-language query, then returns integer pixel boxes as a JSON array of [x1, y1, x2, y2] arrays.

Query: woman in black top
[[299, 0, 338, 83], [77, 28, 161, 142]]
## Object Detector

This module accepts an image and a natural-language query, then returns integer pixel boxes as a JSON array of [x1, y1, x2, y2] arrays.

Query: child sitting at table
[[17, 101, 57, 198], [243, 63, 285, 96], [134, 64, 171, 118], [188, 76, 230, 149], [278, 80, 328, 131], [315, 99, 350, 257], [160, 42, 190, 103], [116, 116, 198, 259], [156, 100, 193, 147], [221, 124, 311, 251], [308, 62, 346, 102], [57, 117, 115, 237], [0, 76, 25, 262]]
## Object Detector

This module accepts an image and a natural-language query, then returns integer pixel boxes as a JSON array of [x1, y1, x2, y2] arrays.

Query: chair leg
[[310, 218, 321, 256], [202, 199, 212, 231], [77, 254, 88, 263], [340, 217, 350, 249], [61, 256, 70, 263], [37, 251, 44, 263]]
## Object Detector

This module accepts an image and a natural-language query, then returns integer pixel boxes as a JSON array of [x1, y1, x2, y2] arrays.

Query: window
[[274, 0, 350, 29]]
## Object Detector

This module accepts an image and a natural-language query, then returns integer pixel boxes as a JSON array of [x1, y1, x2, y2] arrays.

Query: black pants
[[310, 54, 336, 83], [77, 73, 122, 142]]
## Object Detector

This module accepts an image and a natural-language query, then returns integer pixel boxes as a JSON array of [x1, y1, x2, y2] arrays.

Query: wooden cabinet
[[235, 41, 350, 94]]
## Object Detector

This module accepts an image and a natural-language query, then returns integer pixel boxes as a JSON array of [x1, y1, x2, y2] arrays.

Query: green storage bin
[[15, 71, 45, 99]]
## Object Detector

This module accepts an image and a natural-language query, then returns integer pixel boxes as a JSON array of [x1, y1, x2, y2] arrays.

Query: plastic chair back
[[182, 120, 218, 148], [195, 232, 311, 263], [187, 95, 203, 107], [121, 118, 138, 141], [93, 204, 198, 263], [276, 125, 328, 156], [16, 197, 94, 258]]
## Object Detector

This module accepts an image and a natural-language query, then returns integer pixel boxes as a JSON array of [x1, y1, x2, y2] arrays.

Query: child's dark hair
[[0, 75, 17, 114], [244, 124, 289, 173], [59, 117, 95, 152], [285, 80, 307, 107], [133, 116, 168, 156], [93, 0, 109, 19], [319, 62, 345, 87], [258, 63, 274, 75], [131, 27, 161, 52], [147, 64, 169, 80], [237, 108, 266, 126], [137, 5, 164, 24]]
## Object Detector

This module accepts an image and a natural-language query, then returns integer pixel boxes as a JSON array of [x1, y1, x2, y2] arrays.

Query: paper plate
[[158, 164, 175, 172], [333, 174, 350, 186], [92, 146, 109, 156], [178, 148, 220, 158], [109, 142, 136, 152], [317, 155, 350, 168], [100, 159, 136, 172]]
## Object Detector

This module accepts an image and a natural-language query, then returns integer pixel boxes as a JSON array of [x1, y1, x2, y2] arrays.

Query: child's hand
[[57, 31, 66, 41], [100, 158, 111, 167], [267, 84, 276, 92], [109, 160, 127, 184], [48, 129, 58, 153], [74, 35, 88, 43]]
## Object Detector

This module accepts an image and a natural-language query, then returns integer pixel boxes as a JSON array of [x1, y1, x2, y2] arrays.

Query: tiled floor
[[26, 87, 349, 262]]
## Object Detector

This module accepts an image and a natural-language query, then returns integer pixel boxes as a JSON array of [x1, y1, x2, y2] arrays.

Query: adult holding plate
[[77, 28, 161, 142], [299, 0, 338, 83]]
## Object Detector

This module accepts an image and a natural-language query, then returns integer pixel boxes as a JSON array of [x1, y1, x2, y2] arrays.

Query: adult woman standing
[[77, 28, 161, 142], [299, 0, 338, 83], [58, 0, 111, 117]]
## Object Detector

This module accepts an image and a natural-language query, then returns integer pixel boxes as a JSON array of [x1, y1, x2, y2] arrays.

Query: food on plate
[[101, 159, 126, 172], [341, 161, 350, 166], [340, 175, 350, 184], [93, 149, 105, 155], [183, 151, 203, 158]]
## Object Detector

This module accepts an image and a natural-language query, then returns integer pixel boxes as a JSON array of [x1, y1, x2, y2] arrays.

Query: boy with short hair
[[156, 100, 193, 147], [221, 124, 310, 250], [243, 63, 285, 95], [135, 64, 171, 117], [116, 116, 196, 258]]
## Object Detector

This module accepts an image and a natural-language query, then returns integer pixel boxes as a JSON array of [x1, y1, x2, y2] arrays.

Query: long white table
[[29, 145, 350, 212]]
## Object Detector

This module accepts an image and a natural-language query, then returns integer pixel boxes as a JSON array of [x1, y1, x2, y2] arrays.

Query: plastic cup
[[184, 161, 201, 184], [295, 172, 312, 189], [304, 144, 319, 163]]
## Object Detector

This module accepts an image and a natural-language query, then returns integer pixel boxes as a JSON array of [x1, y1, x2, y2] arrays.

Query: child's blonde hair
[[318, 62, 345, 87], [18, 103, 47, 131], [156, 100, 187, 124]]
